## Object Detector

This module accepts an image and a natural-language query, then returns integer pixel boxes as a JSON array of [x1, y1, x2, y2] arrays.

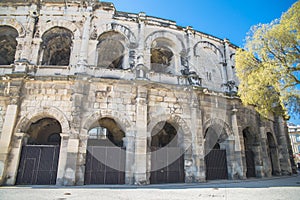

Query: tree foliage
[[235, 1, 300, 119]]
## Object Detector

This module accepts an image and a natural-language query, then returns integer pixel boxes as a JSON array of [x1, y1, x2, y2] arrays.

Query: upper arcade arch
[[0, 26, 18, 65], [194, 41, 224, 61], [38, 20, 81, 39], [96, 31, 127, 69], [0, 18, 26, 38], [40, 27, 73, 66], [95, 22, 137, 46]]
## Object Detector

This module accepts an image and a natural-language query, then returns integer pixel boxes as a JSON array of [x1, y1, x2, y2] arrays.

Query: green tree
[[235, 1, 300, 119]]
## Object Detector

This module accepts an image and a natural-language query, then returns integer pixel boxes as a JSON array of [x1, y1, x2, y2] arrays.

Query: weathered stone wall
[[0, 0, 292, 186]]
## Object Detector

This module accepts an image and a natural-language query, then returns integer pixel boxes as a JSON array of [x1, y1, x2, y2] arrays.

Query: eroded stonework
[[0, 0, 293, 186]]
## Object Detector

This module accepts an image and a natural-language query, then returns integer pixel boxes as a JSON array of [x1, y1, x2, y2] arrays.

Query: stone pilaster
[[76, 6, 92, 74], [56, 133, 79, 186], [276, 117, 292, 175], [0, 105, 18, 185], [124, 134, 135, 184], [3, 132, 24, 185], [189, 91, 205, 182], [231, 106, 244, 179], [224, 39, 233, 81], [134, 85, 148, 185]]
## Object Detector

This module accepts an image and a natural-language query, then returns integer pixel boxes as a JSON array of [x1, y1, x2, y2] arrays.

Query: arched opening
[[243, 128, 256, 178], [204, 126, 228, 180], [267, 132, 280, 175], [16, 118, 62, 185], [84, 117, 126, 184], [40, 27, 73, 66], [97, 31, 126, 69], [0, 26, 18, 65], [149, 121, 184, 184], [151, 38, 175, 74]]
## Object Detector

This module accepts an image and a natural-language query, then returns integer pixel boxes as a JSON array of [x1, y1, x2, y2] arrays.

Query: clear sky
[[107, 0, 299, 125], [109, 0, 297, 47]]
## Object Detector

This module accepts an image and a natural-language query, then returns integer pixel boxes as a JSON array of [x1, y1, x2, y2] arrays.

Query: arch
[[145, 31, 185, 51], [39, 20, 81, 39], [0, 18, 26, 38], [96, 31, 127, 69], [194, 41, 224, 60], [97, 23, 137, 45], [40, 26, 73, 66], [82, 110, 133, 135], [203, 118, 233, 138], [148, 114, 192, 143], [15, 107, 70, 135], [148, 115, 187, 184], [0, 26, 18, 65]]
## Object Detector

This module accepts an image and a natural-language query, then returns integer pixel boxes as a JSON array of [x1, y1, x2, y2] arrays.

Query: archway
[[149, 121, 185, 184], [84, 117, 126, 184], [0, 26, 18, 65], [204, 126, 229, 180], [96, 31, 127, 69], [267, 132, 280, 175], [40, 27, 73, 66], [16, 118, 62, 185], [150, 38, 175, 74], [243, 128, 257, 178]]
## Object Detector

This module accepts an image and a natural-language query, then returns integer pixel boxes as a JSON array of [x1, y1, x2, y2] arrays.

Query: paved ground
[[1, 175, 300, 200]]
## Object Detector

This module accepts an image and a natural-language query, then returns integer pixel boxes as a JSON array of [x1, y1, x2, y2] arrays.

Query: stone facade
[[0, 0, 292, 186]]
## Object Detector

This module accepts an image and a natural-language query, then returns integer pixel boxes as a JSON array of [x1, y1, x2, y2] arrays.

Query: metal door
[[84, 146, 125, 184], [150, 147, 185, 184], [16, 145, 60, 185], [205, 149, 228, 180], [245, 150, 256, 177]]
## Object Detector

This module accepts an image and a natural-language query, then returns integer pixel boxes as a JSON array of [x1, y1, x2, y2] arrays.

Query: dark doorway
[[84, 118, 126, 185], [243, 129, 256, 178], [16, 118, 61, 185], [267, 132, 279, 175], [150, 121, 185, 184], [16, 145, 60, 185], [204, 127, 228, 180], [205, 144, 228, 180]]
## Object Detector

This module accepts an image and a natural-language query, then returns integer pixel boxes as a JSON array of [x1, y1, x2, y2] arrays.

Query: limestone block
[[67, 139, 79, 153]]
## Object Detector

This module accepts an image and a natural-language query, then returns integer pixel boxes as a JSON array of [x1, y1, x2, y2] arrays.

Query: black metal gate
[[150, 148, 185, 184], [16, 145, 60, 185], [205, 149, 228, 180], [84, 146, 125, 184], [245, 150, 256, 177]]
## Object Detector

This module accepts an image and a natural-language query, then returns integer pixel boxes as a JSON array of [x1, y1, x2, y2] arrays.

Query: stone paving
[[1, 175, 300, 200]]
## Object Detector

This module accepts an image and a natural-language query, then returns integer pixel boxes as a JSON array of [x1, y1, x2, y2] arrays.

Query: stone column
[[224, 39, 234, 81], [134, 86, 148, 185], [56, 133, 69, 185], [76, 6, 92, 74], [231, 106, 244, 179], [4, 132, 24, 185], [189, 91, 205, 182], [277, 117, 292, 175], [124, 134, 135, 184], [260, 126, 272, 177], [31, 38, 42, 65], [56, 134, 79, 186], [0, 105, 18, 185]]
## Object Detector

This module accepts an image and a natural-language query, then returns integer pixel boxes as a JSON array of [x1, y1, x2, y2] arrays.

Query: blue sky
[[108, 0, 299, 124], [109, 0, 297, 47]]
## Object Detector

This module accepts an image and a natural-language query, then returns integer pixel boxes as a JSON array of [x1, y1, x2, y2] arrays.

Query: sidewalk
[[1, 175, 300, 200]]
